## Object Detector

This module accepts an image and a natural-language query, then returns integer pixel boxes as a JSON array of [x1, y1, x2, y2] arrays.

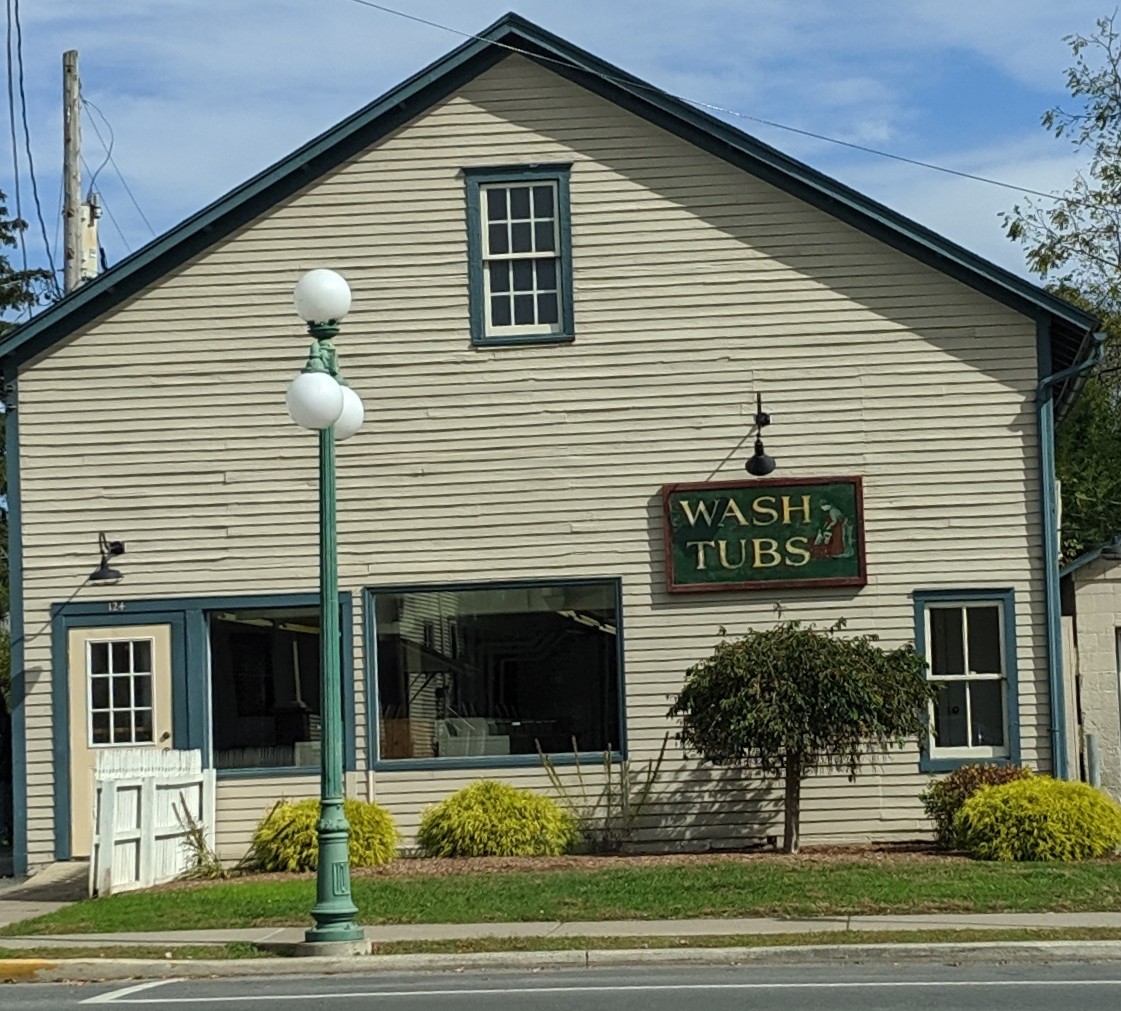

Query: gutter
[[1036, 328, 1107, 779]]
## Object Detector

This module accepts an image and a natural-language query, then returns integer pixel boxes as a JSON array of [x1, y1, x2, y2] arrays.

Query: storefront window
[[208, 607, 323, 770], [373, 580, 622, 762]]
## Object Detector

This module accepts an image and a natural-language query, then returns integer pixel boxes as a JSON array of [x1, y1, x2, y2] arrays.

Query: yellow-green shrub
[[416, 780, 577, 858], [920, 763, 1033, 849], [248, 798, 399, 872], [954, 777, 1121, 861]]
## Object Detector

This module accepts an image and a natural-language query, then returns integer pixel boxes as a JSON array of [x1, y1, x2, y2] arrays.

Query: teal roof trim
[[1060, 536, 1121, 579], [0, 11, 1098, 371]]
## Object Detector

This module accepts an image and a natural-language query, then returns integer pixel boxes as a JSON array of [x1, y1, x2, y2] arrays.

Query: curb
[[6, 940, 1121, 983]]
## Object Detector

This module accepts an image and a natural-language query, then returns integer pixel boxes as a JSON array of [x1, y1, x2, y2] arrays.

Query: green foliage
[[0, 626, 9, 712], [955, 777, 1121, 861], [0, 190, 52, 325], [920, 763, 1033, 849], [246, 798, 399, 872], [416, 780, 577, 858], [539, 735, 668, 853], [669, 620, 935, 852], [1003, 15, 1121, 315]]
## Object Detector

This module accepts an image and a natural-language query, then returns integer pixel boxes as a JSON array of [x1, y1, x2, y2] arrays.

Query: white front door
[[67, 625, 174, 857]]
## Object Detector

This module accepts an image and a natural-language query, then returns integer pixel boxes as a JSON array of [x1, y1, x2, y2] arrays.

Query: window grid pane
[[480, 180, 562, 334], [87, 638, 157, 747]]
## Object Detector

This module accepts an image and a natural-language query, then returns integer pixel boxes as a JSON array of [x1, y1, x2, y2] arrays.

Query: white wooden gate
[[89, 749, 216, 897]]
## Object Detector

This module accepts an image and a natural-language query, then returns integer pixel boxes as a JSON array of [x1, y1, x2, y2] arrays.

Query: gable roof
[[0, 12, 1099, 396]]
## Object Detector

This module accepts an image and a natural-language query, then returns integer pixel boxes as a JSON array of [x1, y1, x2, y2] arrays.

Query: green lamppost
[[286, 268, 365, 946]]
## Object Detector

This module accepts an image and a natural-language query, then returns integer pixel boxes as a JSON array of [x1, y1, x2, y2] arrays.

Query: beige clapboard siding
[[16, 52, 1050, 865]]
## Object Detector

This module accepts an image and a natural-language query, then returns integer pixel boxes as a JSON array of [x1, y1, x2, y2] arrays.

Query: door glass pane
[[90, 677, 109, 709], [132, 639, 152, 673], [111, 641, 130, 673], [133, 709, 153, 743], [112, 676, 131, 708], [933, 680, 968, 748], [91, 712, 111, 744], [133, 674, 152, 708], [112, 711, 132, 744], [966, 606, 1002, 673], [970, 681, 1005, 746], [929, 609, 964, 676], [90, 642, 109, 675]]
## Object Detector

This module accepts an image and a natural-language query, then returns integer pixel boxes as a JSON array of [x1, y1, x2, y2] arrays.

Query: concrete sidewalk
[[4, 911, 1121, 949]]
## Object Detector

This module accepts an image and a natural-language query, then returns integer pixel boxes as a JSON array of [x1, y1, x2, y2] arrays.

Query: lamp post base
[[294, 937, 369, 957], [305, 802, 362, 944]]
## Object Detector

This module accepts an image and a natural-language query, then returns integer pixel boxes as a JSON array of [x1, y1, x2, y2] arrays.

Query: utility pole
[[62, 50, 81, 294]]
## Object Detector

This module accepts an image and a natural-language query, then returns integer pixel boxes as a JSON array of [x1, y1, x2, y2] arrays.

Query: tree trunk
[[782, 753, 803, 854]]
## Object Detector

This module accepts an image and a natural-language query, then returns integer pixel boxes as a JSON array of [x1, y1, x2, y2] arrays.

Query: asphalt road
[[6, 963, 1121, 1010]]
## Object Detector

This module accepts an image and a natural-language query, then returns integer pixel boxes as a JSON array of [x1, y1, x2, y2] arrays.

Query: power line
[[4, 0, 28, 308], [81, 94, 157, 238], [13, 0, 61, 299], [344, 0, 1071, 205]]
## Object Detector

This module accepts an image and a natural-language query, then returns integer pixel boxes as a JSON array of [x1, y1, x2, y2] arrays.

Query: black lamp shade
[[745, 438, 776, 476]]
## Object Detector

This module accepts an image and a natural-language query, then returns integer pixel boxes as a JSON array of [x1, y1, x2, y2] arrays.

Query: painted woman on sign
[[810, 499, 854, 560]]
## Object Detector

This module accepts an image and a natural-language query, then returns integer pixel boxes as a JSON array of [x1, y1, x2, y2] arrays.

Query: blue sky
[[3, 1, 1113, 314]]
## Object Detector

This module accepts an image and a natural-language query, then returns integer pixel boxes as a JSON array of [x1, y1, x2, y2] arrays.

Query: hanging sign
[[661, 476, 866, 593]]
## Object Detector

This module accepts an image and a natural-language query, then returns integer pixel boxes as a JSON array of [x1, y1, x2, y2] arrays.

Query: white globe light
[[287, 371, 344, 430], [334, 385, 365, 442], [293, 269, 351, 324]]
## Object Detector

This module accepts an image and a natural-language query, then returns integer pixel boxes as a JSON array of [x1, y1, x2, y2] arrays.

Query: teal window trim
[[50, 592, 356, 858], [913, 588, 1021, 774], [465, 164, 574, 347], [365, 575, 626, 771]]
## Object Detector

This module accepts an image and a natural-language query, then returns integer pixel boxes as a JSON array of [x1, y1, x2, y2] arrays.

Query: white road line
[[82, 978, 180, 1004], [97, 978, 1121, 1004]]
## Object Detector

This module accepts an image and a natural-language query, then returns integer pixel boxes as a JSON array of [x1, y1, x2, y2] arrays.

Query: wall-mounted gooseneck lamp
[[745, 392, 776, 477], [90, 533, 126, 582]]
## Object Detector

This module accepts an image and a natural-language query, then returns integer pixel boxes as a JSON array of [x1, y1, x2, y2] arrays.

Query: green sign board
[[661, 477, 866, 593]]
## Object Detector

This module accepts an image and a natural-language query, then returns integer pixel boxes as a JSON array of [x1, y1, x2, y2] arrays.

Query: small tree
[[669, 620, 935, 853]]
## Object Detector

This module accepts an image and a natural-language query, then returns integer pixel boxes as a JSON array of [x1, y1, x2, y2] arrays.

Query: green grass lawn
[[4, 858, 1121, 935]]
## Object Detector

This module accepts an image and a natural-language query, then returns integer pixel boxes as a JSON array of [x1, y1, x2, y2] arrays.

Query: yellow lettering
[[686, 540, 717, 570], [752, 495, 779, 525], [680, 499, 717, 527], [784, 536, 811, 567], [752, 538, 782, 568], [717, 539, 747, 570], [782, 494, 813, 525], [720, 498, 750, 527]]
